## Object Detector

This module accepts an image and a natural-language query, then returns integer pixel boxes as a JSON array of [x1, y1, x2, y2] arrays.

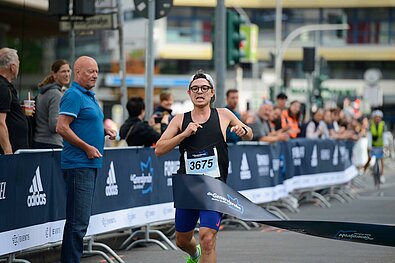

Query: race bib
[[184, 147, 221, 178]]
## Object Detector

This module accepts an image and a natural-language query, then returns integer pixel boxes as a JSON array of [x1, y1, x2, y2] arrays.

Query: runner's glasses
[[189, 85, 212, 93]]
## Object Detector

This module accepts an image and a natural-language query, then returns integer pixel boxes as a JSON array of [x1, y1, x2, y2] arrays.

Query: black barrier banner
[[172, 174, 395, 247]]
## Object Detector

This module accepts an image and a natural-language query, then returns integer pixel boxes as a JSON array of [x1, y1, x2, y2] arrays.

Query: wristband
[[242, 126, 248, 136]]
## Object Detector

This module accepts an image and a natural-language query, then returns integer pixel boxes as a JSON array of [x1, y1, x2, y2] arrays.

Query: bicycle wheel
[[373, 160, 380, 189]]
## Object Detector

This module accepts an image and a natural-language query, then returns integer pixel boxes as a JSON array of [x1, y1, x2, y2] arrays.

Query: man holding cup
[[0, 47, 29, 154]]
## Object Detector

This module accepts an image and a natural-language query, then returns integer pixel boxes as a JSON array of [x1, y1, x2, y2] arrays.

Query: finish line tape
[[172, 174, 395, 247]]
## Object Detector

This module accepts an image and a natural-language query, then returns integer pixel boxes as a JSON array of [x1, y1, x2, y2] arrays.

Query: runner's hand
[[184, 122, 202, 137], [230, 125, 246, 137]]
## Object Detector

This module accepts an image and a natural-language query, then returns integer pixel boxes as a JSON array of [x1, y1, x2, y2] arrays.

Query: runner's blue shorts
[[175, 208, 223, 232]]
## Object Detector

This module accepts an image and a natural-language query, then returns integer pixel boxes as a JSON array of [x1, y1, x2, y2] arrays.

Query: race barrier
[[0, 139, 357, 256]]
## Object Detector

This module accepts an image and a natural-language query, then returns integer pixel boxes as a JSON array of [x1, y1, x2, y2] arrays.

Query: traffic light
[[226, 10, 245, 67], [49, 0, 95, 17], [73, 0, 95, 16], [328, 13, 347, 38], [49, 0, 69, 16]]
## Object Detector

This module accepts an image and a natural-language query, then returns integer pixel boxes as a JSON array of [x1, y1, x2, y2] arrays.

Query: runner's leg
[[176, 230, 197, 256], [198, 210, 222, 263], [199, 227, 218, 263], [175, 208, 199, 256]]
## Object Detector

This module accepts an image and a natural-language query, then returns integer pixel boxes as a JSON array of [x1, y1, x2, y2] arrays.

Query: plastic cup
[[23, 100, 34, 117]]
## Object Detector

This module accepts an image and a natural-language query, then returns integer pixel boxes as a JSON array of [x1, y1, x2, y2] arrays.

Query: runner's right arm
[[155, 114, 201, 156]]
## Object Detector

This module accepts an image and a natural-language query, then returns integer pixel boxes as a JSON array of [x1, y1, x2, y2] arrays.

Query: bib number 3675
[[189, 159, 213, 171]]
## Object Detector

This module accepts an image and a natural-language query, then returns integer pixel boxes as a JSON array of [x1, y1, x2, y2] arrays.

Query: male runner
[[155, 70, 253, 263]]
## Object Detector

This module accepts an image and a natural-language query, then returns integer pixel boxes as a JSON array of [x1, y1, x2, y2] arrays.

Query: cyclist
[[363, 109, 387, 183]]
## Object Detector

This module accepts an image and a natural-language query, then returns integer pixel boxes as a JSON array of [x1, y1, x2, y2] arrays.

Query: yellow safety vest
[[370, 121, 384, 147]]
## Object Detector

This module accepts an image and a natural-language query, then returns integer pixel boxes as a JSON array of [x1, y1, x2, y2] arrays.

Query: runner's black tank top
[[178, 108, 229, 182]]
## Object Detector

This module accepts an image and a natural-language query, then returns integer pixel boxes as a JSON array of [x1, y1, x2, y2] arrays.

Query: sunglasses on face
[[189, 85, 212, 93]]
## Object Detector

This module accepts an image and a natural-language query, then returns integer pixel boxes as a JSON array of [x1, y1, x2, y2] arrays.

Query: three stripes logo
[[27, 167, 47, 207], [239, 153, 251, 180], [105, 161, 119, 196]]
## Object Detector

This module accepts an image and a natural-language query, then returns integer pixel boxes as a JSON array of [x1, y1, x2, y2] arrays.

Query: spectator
[[281, 100, 301, 138], [225, 89, 242, 143], [33, 59, 71, 149], [151, 91, 173, 133], [346, 118, 362, 141], [342, 97, 354, 118], [120, 97, 161, 147], [56, 56, 116, 263], [352, 116, 369, 169], [271, 105, 283, 131], [0, 47, 29, 154], [276, 92, 288, 110], [330, 108, 342, 133], [153, 91, 173, 117], [305, 108, 324, 139], [250, 100, 289, 143], [321, 109, 333, 139]]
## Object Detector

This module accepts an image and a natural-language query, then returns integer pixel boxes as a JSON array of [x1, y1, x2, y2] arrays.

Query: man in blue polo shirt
[[56, 56, 116, 263]]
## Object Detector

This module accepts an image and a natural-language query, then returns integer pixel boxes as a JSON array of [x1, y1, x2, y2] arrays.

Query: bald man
[[56, 56, 116, 263]]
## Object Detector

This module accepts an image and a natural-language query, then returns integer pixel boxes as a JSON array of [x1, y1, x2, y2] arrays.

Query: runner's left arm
[[221, 108, 253, 140]]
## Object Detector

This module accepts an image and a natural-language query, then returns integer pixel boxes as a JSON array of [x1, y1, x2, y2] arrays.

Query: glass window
[[167, 7, 213, 43]]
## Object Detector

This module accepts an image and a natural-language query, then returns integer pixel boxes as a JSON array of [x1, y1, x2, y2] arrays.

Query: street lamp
[[274, 23, 350, 96]]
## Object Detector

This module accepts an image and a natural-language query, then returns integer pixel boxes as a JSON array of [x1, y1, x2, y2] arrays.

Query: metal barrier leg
[[91, 241, 125, 263], [323, 186, 347, 204], [163, 224, 176, 240], [83, 237, 115, 263], [299, 191, 331, 208], [311, 191, 331, 208], [118, 229, 142, 250], [125, 224, 177, 251], [248, 222, 261, 228], [0, 254, 31, 263], [266, 205, 290, 220], [338, 184, 359, 200], [221, 217, 251, 230], [275, 197, 300, 213], [146, 229, 177, 250]]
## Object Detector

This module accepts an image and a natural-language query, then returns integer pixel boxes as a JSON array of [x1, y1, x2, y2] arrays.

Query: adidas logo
[[27, 167, 46, 207], [106, 161, 118, 196], [0, 181, 6, 199], [332, 145, 339, 166], [311, 145, 318, 167], [240, 153, 251, 180]]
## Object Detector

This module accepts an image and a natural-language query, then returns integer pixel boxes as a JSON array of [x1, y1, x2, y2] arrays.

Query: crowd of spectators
[[240, 94, 378, 145]]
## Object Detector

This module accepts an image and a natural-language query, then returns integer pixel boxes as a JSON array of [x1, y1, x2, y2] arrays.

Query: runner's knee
[[199, 231, 216, 252]]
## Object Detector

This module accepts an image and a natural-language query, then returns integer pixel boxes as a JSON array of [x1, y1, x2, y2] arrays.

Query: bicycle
[[370, 147, 384, 189]]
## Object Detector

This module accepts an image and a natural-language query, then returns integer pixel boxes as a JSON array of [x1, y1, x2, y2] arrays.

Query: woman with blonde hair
[[32, 59, 71, 149]]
